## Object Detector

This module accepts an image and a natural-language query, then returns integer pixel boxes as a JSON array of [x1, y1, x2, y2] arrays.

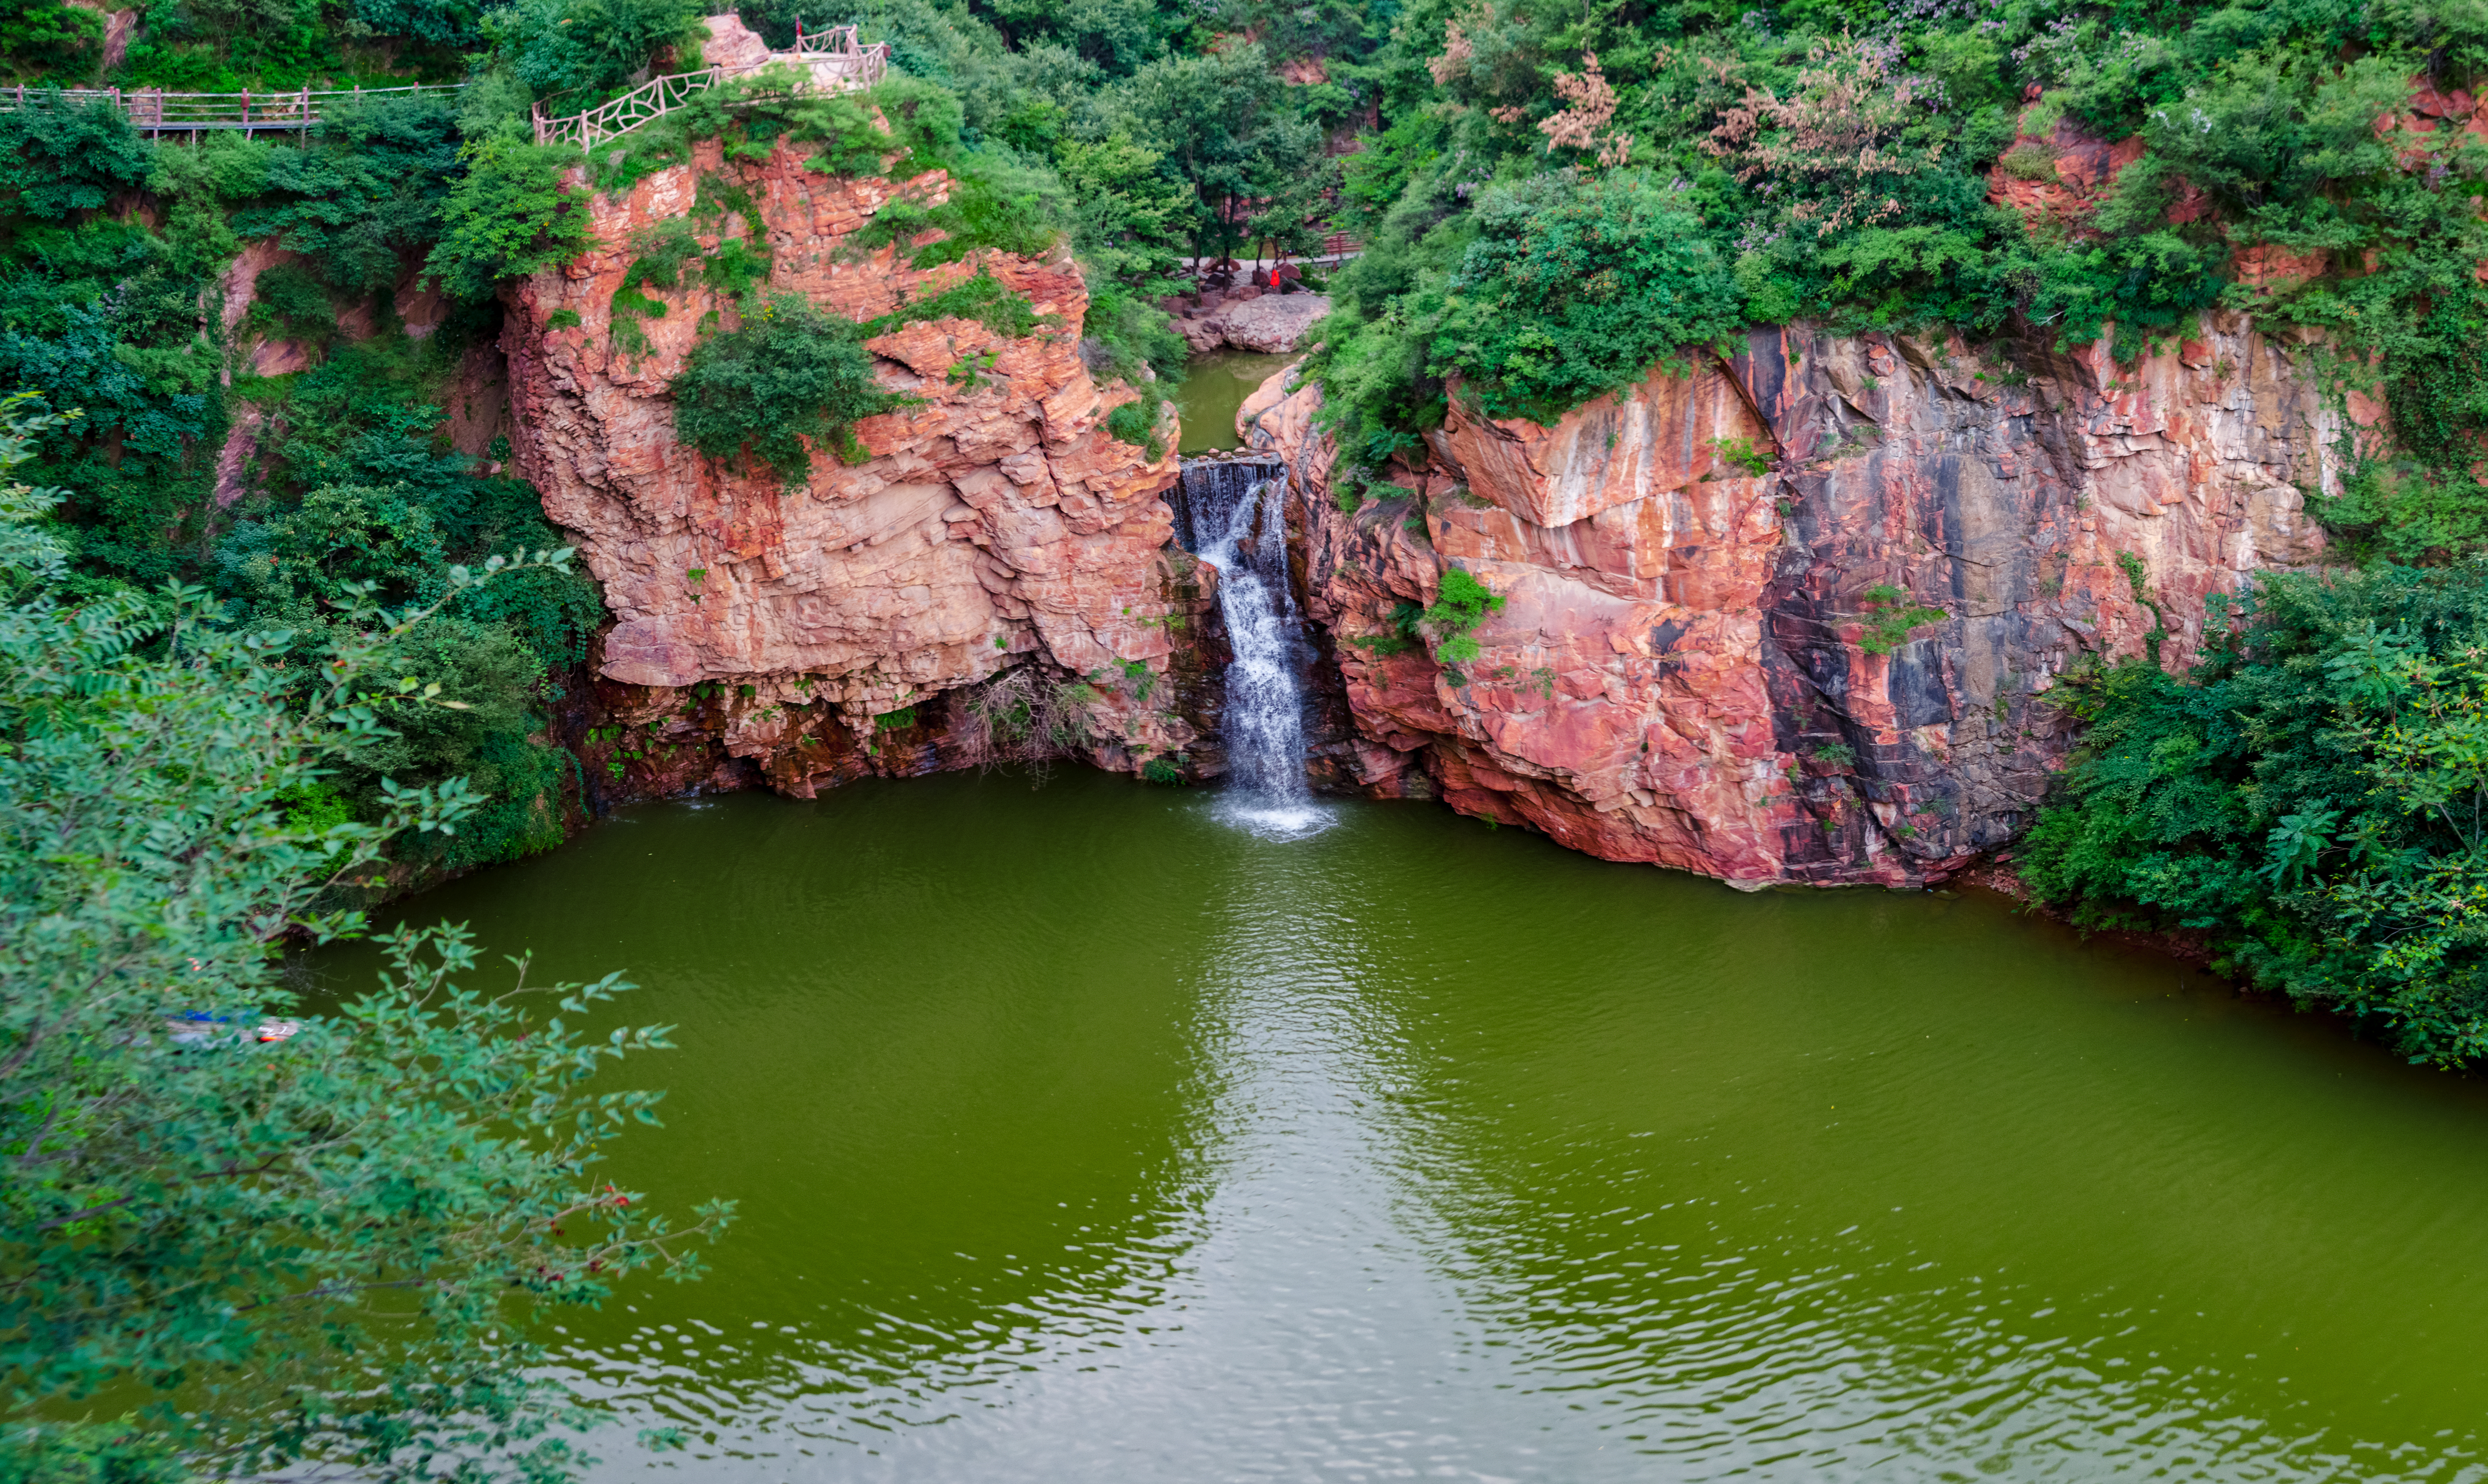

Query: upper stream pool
[[1173, 348, 1297, 454], [327, 772, 2488, 1482]]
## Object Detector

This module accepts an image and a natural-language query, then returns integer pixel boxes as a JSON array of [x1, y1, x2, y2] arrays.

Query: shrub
[[671, 293, 907, 485], [0, 93, 150, 221], [1702, 35, 1950, 239], [1710, 436, 1772, 476], [1998, 141, 2059, 182], [491, 0, 705, 103], [1104, 396, 1165, 461], [1431, 170, 1742, 422], [424, 138, 595, 301], [0, 0, 102, 77], [861, 271, 1042, 340], [2022, 563, 2488, 1065], [608, 216, 703, 354], [1423, 566, 1505, 663], [1856, 583, 1947, 655], [0, 397, 732, 1474]]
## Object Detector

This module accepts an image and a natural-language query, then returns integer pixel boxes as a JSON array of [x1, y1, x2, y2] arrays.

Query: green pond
[[328, 772, 2488, 1481], [1173, 348, 1297, 454]]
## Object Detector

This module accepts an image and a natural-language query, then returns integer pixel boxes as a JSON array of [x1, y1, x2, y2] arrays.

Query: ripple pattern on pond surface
[[322, 775, 2488, 1482]]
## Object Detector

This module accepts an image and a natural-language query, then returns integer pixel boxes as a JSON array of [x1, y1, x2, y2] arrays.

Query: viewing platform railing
[[533, 24, 889, 153], [0, 23, 884, 148], [0, 79, 449, 134]]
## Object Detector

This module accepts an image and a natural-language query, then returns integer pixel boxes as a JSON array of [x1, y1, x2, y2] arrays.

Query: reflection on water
[[322, 773, 2488, 1480], [1173, 349, 1297, 455]]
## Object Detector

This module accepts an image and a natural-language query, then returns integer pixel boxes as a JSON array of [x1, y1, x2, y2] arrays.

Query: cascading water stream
[[1183, 459, 1324, 837]]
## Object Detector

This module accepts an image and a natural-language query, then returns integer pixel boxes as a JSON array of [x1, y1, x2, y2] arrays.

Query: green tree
[[488, 0, 705, 104], [2023, 562, 2488, 1065], [0, 0, 102, 78], [1431, 169, 1742, 421], [672, 292, 907, 485], [0, 92, 152, 222], [0, 395, 733, 1478], [1116, 44, 1330, 268], [425, 136, 597, 299]]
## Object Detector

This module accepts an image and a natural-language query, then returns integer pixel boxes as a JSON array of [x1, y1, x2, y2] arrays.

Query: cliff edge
[[503, 137, 1206, 796], [1255, 315, 2350, 887]]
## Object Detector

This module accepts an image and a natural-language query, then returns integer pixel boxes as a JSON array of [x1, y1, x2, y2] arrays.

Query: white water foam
[[1194, 467, 1329, 840]]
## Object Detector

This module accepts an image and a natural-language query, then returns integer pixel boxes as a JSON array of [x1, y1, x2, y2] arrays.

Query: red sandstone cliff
[[1253, 314, 2348, 887], [502, 138, 1208, 796]]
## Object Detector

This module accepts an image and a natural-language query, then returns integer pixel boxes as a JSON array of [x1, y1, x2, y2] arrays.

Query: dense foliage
[[1432, 169, 1741, 421], [2025, 566, 2488, 1065], [675, 292, 905, 482], [1304, 0, 2488, 523], [0, 0, 1357, 878], [0, 400, 730, 1478]]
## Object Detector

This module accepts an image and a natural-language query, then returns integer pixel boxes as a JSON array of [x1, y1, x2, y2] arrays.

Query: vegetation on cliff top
[[0, 0, 1352, 884], [1284, 0, 2488, 1054], [1305, 0, 2488, 534]]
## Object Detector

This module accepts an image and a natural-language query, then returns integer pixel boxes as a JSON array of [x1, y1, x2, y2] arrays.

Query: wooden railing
[[0, 79, 451, 134], [533, 25, 890, 153], [534, 68, 723, 152]]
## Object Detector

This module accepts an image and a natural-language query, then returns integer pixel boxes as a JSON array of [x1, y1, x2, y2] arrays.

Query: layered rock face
[[503, 138, 1207, 796], [1256, 314, 2345, 886]]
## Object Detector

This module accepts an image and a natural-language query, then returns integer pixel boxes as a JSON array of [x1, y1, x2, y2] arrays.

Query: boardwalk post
[[241, 89, 250, 128]]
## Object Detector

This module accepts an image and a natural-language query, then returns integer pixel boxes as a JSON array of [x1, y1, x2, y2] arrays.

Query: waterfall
[[1180, 458, 1325, 837]]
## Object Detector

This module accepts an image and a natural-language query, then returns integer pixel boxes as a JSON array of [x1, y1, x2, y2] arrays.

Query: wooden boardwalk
[[0, 79, 446, 134], [0, 23, 883, 146]]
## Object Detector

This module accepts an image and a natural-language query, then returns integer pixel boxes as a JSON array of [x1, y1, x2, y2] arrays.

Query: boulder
[[501, 135, 1204, 796], [698, 13, 770, 70], [1205, 292, 1330, 353]]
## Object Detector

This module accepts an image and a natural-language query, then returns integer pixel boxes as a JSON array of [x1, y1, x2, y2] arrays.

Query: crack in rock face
[[503, 136, 1213, 796], [1255, 315, 2344, 888]]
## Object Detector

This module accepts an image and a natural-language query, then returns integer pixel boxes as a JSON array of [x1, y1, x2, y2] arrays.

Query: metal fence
[[533, 26, 890, 153]]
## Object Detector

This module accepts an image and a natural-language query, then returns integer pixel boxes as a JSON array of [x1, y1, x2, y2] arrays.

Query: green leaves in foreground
[[0, 394, 732, 1480]]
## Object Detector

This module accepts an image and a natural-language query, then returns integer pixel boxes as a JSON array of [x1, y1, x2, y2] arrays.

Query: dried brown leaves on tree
[[1701, 33, 1945, 235], [1540, 51, 1632, 166], [955, 665, 1100, 781], [1428, 19, 1474, 85], [1425, 5, 1542, 107]]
